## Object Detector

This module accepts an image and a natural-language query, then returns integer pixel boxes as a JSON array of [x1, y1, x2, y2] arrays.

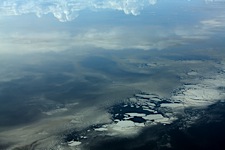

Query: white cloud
[[1, 3, 225, 54], [200, 18, 225, 29], [0, 26, 186, 54], [0, 17, 224, 54], [205, 0, 225, 3], [0, 0, 224, 22], [0, 0, 157, 22]]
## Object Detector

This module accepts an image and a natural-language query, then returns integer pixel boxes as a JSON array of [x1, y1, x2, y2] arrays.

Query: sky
[[0, 0, 225, 54]]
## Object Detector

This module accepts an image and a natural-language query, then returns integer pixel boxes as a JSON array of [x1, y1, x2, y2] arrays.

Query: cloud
[[0, 0, 224, 22], [0, 0, 157, 22], [205, 0, 225, 3], [0, 32, 72, 54], [1, 2, 225, 54], [72, 27, 181, 50], [0, 26, 186, 54], [1, 16, 225, 55], [200, 19, 225, 29]]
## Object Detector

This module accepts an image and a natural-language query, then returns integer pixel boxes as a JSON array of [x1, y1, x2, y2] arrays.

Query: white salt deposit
[[110, 120, 137, 133], [150, 97, 161, 102], [126, 113, 146, 117], [143, 114, 164, 121], [116, 120, 135, 128], [135, 94, 153, 99], [160, 103, 184, 109], [134, 123, 145, 127], [68, 141, 82, 147], [94, 128, 108, 131]]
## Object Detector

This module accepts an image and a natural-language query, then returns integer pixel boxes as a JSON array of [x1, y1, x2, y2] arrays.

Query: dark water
[[87, 102, 225, 150], [169, 102, 225, 150]]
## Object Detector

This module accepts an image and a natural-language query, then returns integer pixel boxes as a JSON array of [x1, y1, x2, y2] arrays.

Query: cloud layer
[[0, 0, 225, 54], [1, 15, 225, 54], [1, 0, 224, 22], [0, 0, 157, 22], [0, 26, 204, 54]]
